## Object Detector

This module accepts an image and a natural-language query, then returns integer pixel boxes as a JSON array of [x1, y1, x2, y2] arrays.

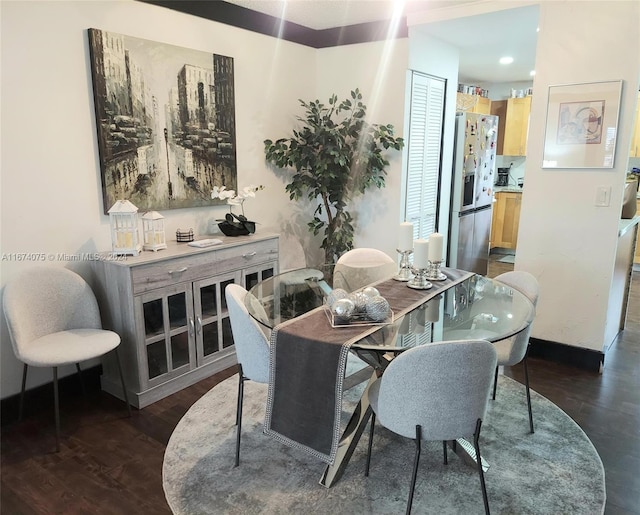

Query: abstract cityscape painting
[[88, 29, 237, 213]]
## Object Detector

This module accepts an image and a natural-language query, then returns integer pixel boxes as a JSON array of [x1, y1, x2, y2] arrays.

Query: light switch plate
[[595, 186, 611, 207]]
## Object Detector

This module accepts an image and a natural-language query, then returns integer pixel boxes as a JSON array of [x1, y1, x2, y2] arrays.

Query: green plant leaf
[[264, 89, 404, 263]]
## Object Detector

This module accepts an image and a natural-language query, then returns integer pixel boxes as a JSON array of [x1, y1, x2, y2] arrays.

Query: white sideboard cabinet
[[92, 233, 279, 408]]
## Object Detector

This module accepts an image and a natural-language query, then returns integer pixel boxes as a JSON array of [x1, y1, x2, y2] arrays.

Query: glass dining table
[[245, 267, 535, 487], [245, 267, 534, 348]]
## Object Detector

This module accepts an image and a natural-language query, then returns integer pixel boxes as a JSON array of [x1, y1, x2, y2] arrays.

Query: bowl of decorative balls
[[324, 286, 393, 328]]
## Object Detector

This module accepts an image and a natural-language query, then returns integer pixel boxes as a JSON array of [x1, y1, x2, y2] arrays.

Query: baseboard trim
[[0, 365, 103, 427], [529, 338, 604, 373]]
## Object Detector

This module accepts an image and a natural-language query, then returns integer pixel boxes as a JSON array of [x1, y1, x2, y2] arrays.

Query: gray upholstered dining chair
[[225, 283, 270, 467], [492, 270, 539, 433], [2, 266, 131, 452], [365, 339, 497, 515], [333, 248, 396, 292]]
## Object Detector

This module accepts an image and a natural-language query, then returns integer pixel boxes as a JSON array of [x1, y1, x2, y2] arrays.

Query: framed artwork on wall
[[542, 80, 623, 169], [87, 29, 237, 213]]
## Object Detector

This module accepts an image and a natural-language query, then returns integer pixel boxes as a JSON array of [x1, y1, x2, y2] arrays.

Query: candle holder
[[393, 249, 413, 282], [426, 260, 447, 281], [407, 267, 433, 290]]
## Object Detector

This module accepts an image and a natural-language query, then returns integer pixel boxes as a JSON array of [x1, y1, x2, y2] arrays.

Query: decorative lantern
[[108, 200, 142, 256], [142, 211, 167, 252]]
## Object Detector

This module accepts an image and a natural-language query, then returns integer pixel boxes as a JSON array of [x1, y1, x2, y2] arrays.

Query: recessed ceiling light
[[499, 56, 514, 65], [530, 70, 536, 77]]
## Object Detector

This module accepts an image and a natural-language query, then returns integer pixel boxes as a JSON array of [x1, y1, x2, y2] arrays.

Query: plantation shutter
[[401, 73, 446, 348], [404, 72, 446, 240]]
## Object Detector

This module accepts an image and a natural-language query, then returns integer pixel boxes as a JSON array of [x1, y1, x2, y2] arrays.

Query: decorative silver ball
[[327, 288, 349, 308], [349, 292, 369, 313], [332, 298, 355, 323], [362, 286, 380, 298], [365, 295, 391, 322]]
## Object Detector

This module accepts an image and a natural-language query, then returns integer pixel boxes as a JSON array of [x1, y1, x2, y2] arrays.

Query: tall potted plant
[[264, 89, 404, 266]]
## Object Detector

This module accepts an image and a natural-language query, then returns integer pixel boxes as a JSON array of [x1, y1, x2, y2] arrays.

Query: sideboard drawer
[[216, 239, 278, 273], [131, 255, 217, 294]]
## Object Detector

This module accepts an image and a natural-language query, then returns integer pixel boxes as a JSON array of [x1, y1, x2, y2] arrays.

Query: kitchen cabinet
[[92, 234, 279, 408], [630, 93, 640, 157], [491, 191, 522, 249], [456, 93, 491, 114], [491, 96, 531, 156]]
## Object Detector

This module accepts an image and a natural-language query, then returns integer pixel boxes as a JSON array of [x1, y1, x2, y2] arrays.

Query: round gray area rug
[[163, 374, 605, 514]]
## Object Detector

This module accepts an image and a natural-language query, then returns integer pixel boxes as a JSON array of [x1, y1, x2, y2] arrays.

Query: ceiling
[[223, 0, 539, 84], [223, 0, 470, 30]]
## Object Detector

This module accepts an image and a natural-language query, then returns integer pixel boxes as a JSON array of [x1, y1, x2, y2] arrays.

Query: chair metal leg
[[114, 348, 132, 417], [406, 425, 422, 515], [364, 412, 376, 477], [53, 367, 61, 453], [492, 366, 498, 400], [473, 419, 490, 515], [235, 365, 245, 467], [19, 364, 28, 421], [235, 364, 243, 426], [523, 356, 534, 434], [443, 440, 448, 465], [76, 363, 86, 398]]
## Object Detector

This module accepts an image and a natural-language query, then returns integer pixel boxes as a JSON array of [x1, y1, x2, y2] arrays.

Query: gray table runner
[[264, 268, 474, 464]]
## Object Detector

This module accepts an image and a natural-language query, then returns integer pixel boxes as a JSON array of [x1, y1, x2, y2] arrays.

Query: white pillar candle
[[413, 239, 429, 269], [398, 222, 413, 251], [428, 232, 443, 262]]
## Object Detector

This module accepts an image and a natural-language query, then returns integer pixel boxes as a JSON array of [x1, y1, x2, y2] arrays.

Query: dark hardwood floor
[[2, 259, 638, 514], [489, 256, 640, 515]]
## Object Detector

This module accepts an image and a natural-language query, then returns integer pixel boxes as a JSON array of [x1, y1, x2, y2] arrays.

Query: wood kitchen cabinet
[[491, 96, 531, 156], [92, 234, 279, 408], [630, 93, 640, 157], [491, 191, 522, 249], [456, 93, 491, 114]]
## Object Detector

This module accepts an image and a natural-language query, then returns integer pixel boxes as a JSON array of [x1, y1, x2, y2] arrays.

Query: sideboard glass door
[[244, 263, 276, 291], [137, 283, 195, 388], [193, 271, 240, 365]]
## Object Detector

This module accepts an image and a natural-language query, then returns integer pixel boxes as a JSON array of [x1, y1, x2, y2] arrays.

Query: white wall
[[409, 0, 640, 355], [315, 40, 410, 261], [3, 0, 636, 399], [0, 0, 408, 397], [484, 81, 535, 101], [406, 29, 461, 255], [517, 0, 640, 352]]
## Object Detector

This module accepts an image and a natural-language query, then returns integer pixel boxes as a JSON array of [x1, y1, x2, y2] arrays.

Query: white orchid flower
[[211, 186, 226, 199], [220, 189, 236, 200], [241, 185, 258, 198], [212, 184, 264, 216], [212, 186, 238, 200]]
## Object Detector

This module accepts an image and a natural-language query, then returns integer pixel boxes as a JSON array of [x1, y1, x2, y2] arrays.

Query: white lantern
[[108, 200, 142, 256], [142, 211, 167, 252]]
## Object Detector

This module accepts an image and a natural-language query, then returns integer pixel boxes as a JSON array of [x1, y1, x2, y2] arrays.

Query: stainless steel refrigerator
[[447, 112, 498, 275]]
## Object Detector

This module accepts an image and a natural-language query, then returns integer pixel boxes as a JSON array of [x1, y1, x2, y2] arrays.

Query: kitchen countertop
[[619, 215, 640, 237], [493, 186, 524, 193]]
